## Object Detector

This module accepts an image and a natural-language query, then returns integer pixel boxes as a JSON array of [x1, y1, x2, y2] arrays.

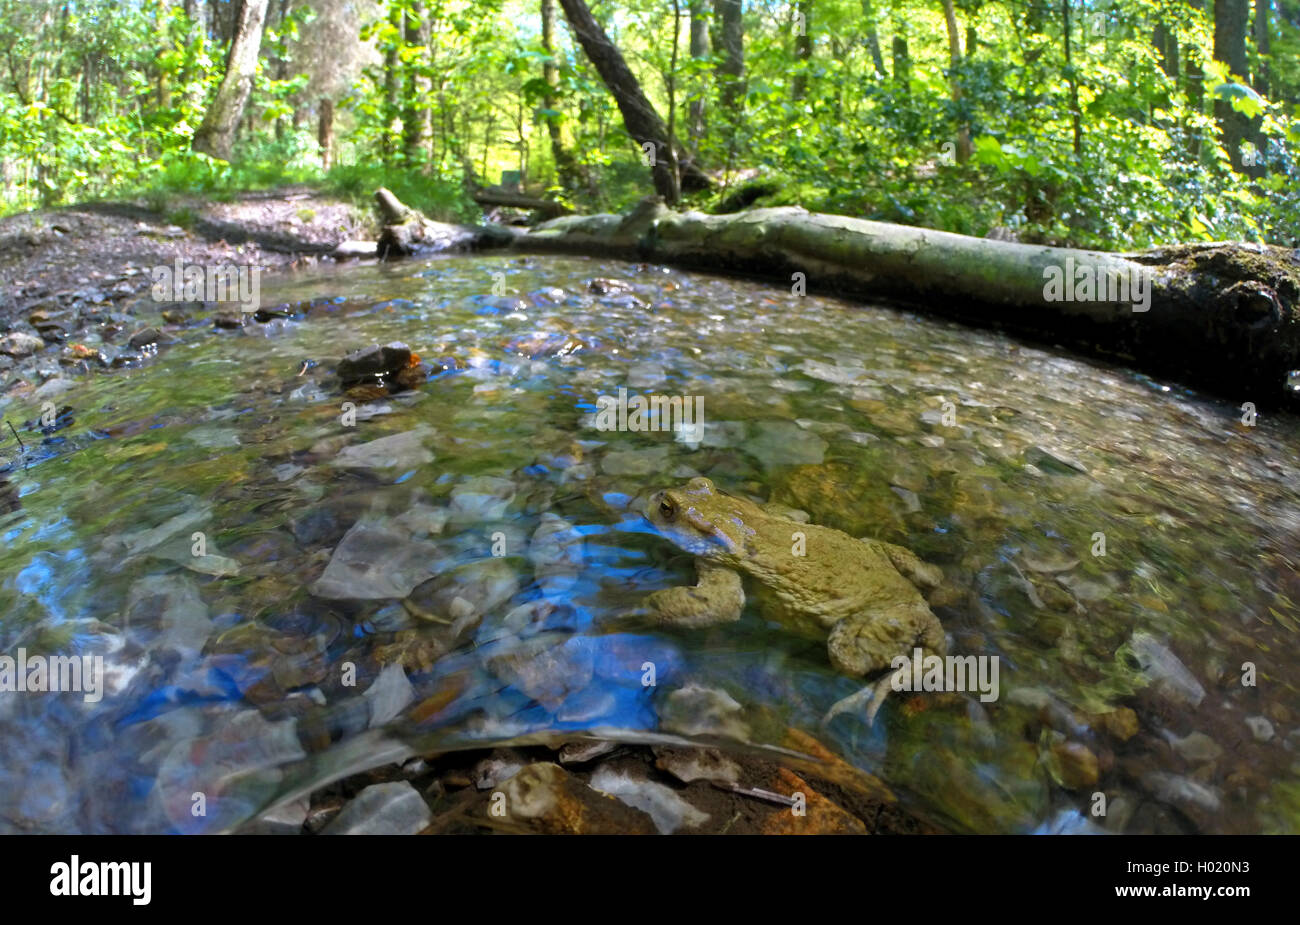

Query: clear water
[[1, 254, 1298, 834]]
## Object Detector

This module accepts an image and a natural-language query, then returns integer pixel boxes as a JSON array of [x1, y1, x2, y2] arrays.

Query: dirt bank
[[0, 185, 371, 332]]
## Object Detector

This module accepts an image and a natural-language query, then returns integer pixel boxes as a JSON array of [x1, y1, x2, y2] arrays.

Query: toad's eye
[[659, 500, 676, 520]]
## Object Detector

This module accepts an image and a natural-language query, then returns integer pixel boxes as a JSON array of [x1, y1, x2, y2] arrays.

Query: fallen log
[[374, 187, 512, 257], [511, 198, 1300, 403], [368, 188, 1300, 402], [471, 189, 572, 219]]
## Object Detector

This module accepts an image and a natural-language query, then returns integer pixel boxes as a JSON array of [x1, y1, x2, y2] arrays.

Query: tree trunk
[[939, 0, 972, 161], [1061, 0, 1083, 156], [192, 0, 269, 161], [1253, 0, 1272, 165], [381, 6, 402, 167], [213, 0, 230, 45], [711, 0, 744, 114], [1183, 39, 1204, 106], [515, 202, 1300, 402], [271, 0, 291, 141], [861, 0, 887, 77], [1214, 0, 1252, 171], [793, 0, 813, 101], [556, 0, 710, 200], [472, 188, 572, 218], [318, 97, 335, 171], [1253, 0, 1271, 95], [541, 0, 582, 190], [1154, 22, 1177, 78], [1183, 42, 1204, 157], [665, 0, 683, 202], [892, 35, 911, 88], [374, 187, 513, 258], [687, 0, 709, 139], [404, 2, 433, 170]]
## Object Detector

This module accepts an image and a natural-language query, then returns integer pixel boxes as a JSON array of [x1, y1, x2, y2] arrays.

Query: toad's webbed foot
[[821, 670, 902, 728]]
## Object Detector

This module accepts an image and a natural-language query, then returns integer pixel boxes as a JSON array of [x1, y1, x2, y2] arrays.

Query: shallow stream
[[2, 254, 1298, 833]]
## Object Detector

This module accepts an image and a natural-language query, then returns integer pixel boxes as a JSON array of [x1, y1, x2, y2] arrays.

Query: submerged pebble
[[321, 782, 432, 835]]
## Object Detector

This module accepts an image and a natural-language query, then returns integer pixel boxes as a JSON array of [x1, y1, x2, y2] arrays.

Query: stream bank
[[0, 186, 374, 395]]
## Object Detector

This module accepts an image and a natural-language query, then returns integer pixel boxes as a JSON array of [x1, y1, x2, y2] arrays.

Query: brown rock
[[497, 763, 655, 835], [337, 342, 411, 384], [1051, 741, 1100, 790], [1091, 707, 1139, 742], [780, 727, 896, 805], [393, 363, 430, 390], [343, 384, 390, 403], [128, 327, 162, 349], [0, 332, 45, 357], [757, 768, 868, 835], [557, 740, 618, 765], [653, 746, 742, 785], [587, 278, 633, 296]]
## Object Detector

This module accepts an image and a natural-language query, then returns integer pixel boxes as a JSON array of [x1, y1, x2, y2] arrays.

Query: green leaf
[[1211, 82, 1265, 118]]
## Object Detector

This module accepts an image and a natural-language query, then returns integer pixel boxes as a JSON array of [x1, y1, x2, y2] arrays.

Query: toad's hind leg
[[821, 603, 945, 727], [645, 562, 744, 629]]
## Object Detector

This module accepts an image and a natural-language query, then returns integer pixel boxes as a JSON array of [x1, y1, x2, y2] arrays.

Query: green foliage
[[121, 146, 315, 208], [691, 0, 1299, 247], [322, 164, 478, 223], [0, 0, 1295, 249]]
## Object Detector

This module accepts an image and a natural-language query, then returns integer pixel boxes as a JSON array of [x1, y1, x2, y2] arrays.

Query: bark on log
[[513, 199, 1300, 402]]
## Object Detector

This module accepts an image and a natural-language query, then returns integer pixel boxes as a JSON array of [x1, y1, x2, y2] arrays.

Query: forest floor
[[0, 184, 375, 337]]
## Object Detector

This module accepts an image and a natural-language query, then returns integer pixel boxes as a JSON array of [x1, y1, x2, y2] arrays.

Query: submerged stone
[[1124, 632, 1206, 707], [589, 765, 709, 834], [742, 421, 827, 469], [322, 782, 432, 835], [336, 342, 412, 384], [310, 519, 441, 600], [0, 332, 44, 357], [330, 426, 435, 470]]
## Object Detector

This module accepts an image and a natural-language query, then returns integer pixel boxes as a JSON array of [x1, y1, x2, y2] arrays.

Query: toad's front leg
[[645, 562, 744, 628], [875, 541, 944, 593]]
